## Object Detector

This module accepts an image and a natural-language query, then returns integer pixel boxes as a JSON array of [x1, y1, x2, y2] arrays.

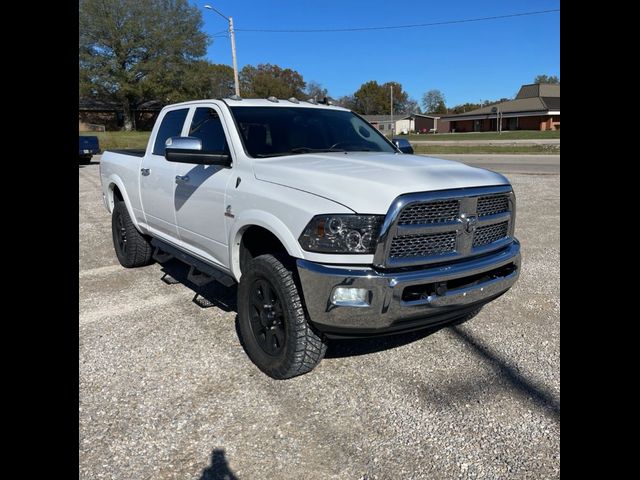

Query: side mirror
[[165, 136, 231, 166], [393, 138, 414, 154]]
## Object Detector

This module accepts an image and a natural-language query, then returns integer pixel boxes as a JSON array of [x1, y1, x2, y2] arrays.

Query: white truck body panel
[[252, 152, 508, 214], [100, 98, 511, 281]]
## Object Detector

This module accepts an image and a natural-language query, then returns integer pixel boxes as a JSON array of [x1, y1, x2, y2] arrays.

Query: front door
[[174, 105, 235, 269], [140, 107, 190, 242]]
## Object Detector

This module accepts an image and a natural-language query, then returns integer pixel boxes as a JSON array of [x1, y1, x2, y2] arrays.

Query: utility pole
[[390, 85, 394, 136], [205, 4, 240, 97], [228, 17, 240, 97]]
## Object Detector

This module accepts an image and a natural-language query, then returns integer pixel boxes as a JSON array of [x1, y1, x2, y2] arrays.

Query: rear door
[[173, 105, 235, 268], [139, 107, 189, 242]]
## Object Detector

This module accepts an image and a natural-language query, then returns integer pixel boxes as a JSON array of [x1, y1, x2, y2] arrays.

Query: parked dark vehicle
[[393, 138, 414, 154], [79, 135, 100, 164]]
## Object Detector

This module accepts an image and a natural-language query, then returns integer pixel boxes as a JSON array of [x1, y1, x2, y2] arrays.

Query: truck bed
[[108, 149, 146, 157]]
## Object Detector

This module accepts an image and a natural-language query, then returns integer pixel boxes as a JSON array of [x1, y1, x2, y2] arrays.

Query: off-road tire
[[237, 254, 327, 379], [112, 200, 154, 268]]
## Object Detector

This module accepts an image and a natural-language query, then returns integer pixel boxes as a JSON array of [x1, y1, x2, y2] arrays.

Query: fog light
[[331, 287, 370, 307]]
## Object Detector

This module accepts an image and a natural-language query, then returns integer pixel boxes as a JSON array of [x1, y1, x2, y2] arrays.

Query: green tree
[[401, 99, 421, 115], [353, 81, 385, 114], [449, 102, 482, 114], [179, 61, 235, 100], [79, 0, 209, 130], [534, 74, 560, 84], [305, 81, 329, 101], [421, 90, 447, 114], [352, 80, 411, 115], [240, 64, 306, 98], [337, 94, 356, 110]]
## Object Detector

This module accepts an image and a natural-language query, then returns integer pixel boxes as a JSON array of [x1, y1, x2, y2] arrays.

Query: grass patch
[[400, 130, 560, 141], [80, 131, 151, 151], [79, 130, 559, 155], [413, 144, 560, 155]]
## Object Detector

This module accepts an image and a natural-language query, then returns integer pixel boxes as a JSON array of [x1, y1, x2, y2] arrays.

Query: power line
[[236, 9, 559, 33]]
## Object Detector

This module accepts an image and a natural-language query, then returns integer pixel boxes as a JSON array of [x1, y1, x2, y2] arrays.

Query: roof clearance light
[[228, 95, 242, 101], [288, 97, 300, 104], [267, 96, 279, 103], [307, 98, 317, 104]]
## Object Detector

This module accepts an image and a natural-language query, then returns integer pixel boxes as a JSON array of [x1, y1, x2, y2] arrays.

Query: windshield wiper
[[289, 147, 347, 154], [289, 147, 378, 153], [254, 147, 375, 158], [255, 152, 288, 158], [254, 148, 340, 157]]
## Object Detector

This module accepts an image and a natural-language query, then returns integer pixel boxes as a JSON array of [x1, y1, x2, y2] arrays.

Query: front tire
[[111, 201, 154, 268], [237, 254, 327, 379]]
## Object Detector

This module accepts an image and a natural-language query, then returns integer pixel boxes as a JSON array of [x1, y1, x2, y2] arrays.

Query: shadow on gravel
[[325, 324, 447, 358], [450, 325, 560, 421], [158, 259, 238, 312], [199, 448, 238, 480]]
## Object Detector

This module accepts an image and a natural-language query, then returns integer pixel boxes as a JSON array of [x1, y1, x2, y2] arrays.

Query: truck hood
[[252, 152, 510, 213]]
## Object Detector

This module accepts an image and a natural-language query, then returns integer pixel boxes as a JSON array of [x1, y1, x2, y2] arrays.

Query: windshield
[[229, 106, 397, 157]]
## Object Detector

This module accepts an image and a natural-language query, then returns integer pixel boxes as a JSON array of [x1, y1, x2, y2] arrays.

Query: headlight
[[299, 214, 385, 253]]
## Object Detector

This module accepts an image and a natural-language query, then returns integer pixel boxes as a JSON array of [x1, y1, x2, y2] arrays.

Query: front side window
[[153, 108, 189, 156], [230, 107, 397, 158], [188, 107, 229, 153]]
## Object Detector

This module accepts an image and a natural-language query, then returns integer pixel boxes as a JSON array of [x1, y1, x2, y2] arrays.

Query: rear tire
[[111, 201, 154, 268], [237, 254, 327, 379], [79, 155, 92, 164]]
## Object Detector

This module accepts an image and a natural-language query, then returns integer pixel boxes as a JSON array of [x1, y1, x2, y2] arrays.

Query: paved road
[[411, 139, 560, 146], [420, 154, 560, 175], [80, 161, 559, 479], [91, 153, 560, 175]]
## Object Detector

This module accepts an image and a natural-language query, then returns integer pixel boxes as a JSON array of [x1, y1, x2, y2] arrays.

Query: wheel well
[[112, 185, 124, 203], [239, 226, 289, 275]]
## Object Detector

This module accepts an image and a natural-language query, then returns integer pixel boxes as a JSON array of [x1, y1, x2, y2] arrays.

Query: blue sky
[[199, 0, 560, 106]]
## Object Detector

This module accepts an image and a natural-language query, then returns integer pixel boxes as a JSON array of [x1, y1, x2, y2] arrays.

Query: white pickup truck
[[100, 97, 520, 379]]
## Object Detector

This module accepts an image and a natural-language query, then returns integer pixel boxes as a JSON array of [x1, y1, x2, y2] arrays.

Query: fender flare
[[228, 209, 304, 280], [105, 175, 143, 232]]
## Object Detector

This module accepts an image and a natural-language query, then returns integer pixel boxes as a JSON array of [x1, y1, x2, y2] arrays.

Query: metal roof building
[[439, 84, 560, 132]]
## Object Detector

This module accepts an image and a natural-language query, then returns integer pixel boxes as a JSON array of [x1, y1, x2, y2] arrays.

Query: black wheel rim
[[249, 278, 286, 356], [116, 213, 127, 254]]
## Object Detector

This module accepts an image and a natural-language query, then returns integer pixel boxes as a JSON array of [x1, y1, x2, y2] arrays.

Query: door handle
[[141, 168, 150, 176], [175, 175, 190, 184]]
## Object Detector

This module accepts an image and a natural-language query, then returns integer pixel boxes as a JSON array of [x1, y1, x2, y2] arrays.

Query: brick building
[[79, 98, 164, 131], [361, 115, 397, 135], [439, 83, 560, 133], [395, 114, 441, 134]]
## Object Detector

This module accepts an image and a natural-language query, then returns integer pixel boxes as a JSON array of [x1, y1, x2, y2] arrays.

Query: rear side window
[[188, 108, 229, 153], [152, 108, 189, 156]]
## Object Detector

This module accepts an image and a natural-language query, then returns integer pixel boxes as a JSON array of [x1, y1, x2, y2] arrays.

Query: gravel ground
[[79, 159, 559, 479]]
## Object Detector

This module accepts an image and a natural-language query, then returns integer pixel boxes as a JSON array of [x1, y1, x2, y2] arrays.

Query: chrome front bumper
[[296, 240, 520, 337]]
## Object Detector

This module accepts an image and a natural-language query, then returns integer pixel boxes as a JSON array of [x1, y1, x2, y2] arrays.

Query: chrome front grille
[[473, 221, 509, 247], [390, 232, 457, 258], [373, 186, 515, 268], [477, 194, 509, 217], [397, 200, 459, 225]]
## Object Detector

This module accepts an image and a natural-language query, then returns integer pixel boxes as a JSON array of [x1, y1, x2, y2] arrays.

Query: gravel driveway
[[79, 160, 559, 479]]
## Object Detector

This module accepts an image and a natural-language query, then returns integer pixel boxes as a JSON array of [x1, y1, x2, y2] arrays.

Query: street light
[[204, 4, 240, 97]]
